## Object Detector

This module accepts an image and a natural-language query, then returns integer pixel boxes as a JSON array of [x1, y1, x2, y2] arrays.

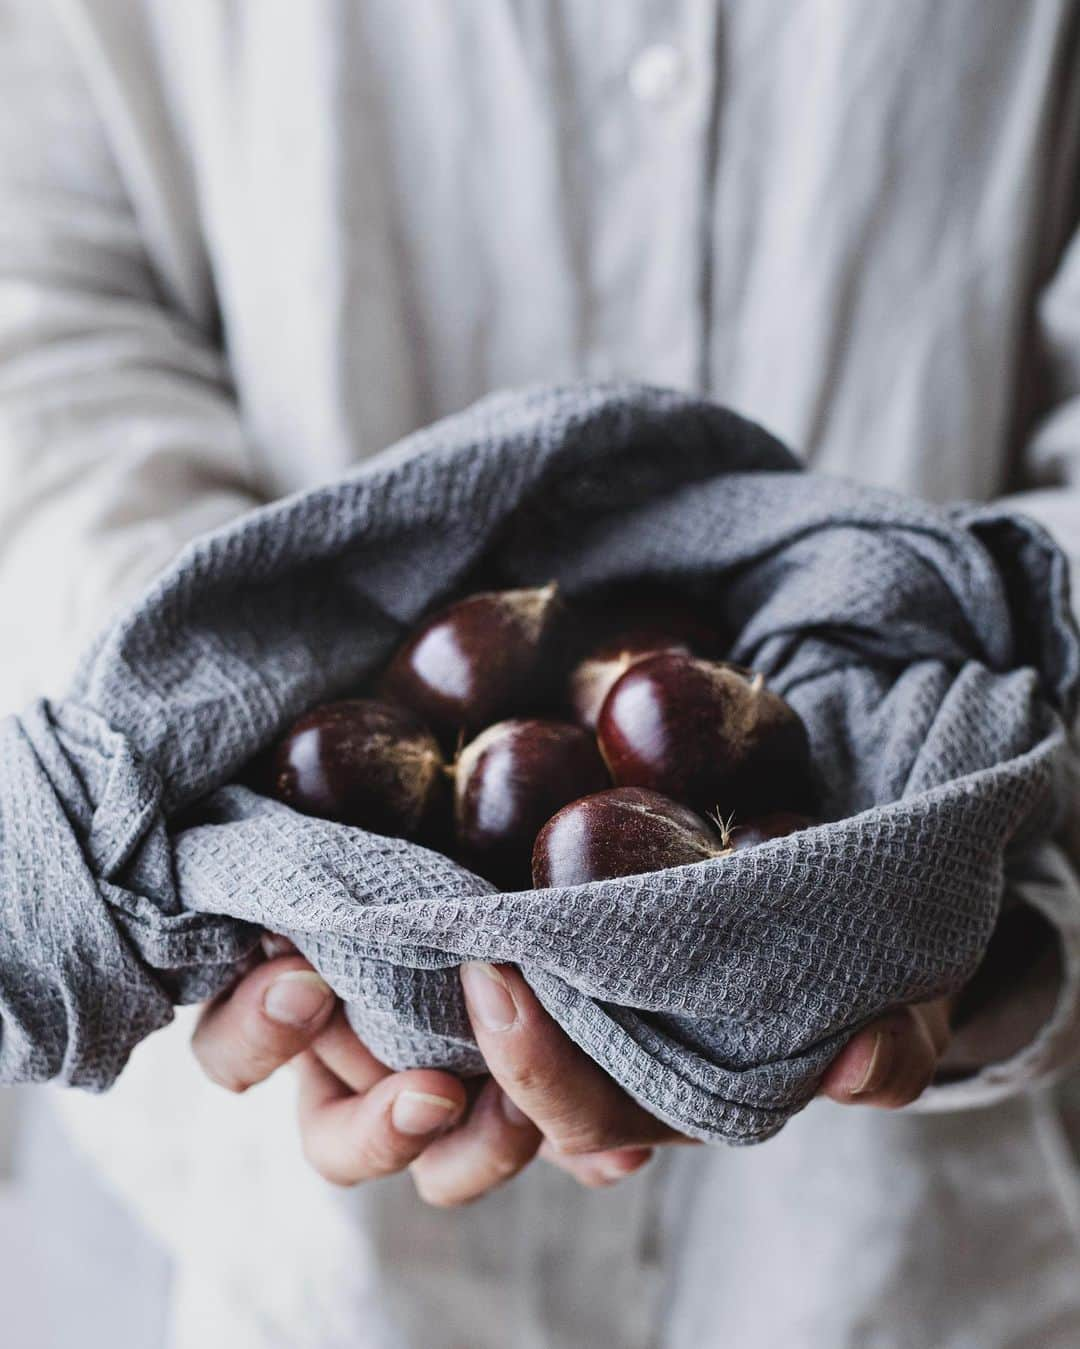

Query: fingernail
[[851, 1031, 887, 1096], [600, 1148, 653, 1182], [499, 1090, 530, 1127], [263, 971, 333, 1027], [392, 1090, 459, 1136], [461, 962, 518, 1031], [261, 932, 297, 960]]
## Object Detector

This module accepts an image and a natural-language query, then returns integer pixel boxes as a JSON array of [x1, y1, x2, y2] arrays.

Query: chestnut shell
[[455, 718, 609, 889], [272, 698, 445, 840], [531, 786, 723, 887], [596, 652, 813, 818], [567, 591, 726, 729], [568, 630, 699, 730], [379, 583, 565, 744]]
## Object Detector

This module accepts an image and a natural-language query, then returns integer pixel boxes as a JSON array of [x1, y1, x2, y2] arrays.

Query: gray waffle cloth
[[2, 384, 1078, 1143]]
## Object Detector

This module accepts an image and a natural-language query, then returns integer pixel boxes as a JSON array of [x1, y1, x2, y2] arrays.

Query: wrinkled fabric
[[2, 385, 1076, 1143], [3, 1, 1080, 1345]]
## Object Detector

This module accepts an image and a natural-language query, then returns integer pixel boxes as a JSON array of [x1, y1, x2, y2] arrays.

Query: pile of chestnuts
[[267, 582, 817, 889]]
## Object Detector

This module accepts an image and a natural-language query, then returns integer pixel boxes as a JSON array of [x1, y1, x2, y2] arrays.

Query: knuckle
[[547, 1117, 624, 1157], [238, 1018, 291, 1064], [493, 1151, 522, 1179], [356, 1132, 412, 1179], [229, 1018, 305, 1082], [483, 1146, 524, 1181], [500, 1058, 556, 1099]]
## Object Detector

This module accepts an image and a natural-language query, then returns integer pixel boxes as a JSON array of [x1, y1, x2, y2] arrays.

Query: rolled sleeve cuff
[[914, 835, 1080, 1112]]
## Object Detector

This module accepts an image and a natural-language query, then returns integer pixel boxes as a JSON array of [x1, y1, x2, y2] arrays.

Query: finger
[[539, 1139, 655, 1189], [296, 1055, 468, 1186], [819, 1005, 940, 1109], [916, 996, 953, 1056], [193, 955, 336, 1093], [261, 932, 300, 960], [310, 1006, 392, 1094], [409, 1079, 542, 1208], [460, 962, 678, 1154]]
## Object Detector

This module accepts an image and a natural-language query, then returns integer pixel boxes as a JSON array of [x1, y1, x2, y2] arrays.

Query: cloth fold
[[2, 384, 1077, 1142]]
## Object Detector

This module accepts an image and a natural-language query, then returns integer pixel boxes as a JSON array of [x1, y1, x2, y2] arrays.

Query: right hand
[[191, 945, 543, 1196]]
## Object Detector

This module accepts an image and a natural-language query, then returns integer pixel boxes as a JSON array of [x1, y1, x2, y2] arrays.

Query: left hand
[[407, 964, 952, 1205]]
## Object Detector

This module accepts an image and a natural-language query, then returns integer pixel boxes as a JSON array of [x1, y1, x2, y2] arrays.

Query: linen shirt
[[2, 2, 1080, 1345]]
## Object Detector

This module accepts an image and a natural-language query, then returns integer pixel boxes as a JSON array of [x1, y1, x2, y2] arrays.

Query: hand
[[407, 962, 687, 1204], [192, 947, 473, 1185], [817, 996, 953, 1107], [192, 946, 952, 1207], [189, 947, 647, 1204], [408, 964, 953, 1205]]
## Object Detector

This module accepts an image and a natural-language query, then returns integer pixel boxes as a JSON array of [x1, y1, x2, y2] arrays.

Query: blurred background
[[1, 1101, 36, 1341], [0, 656, 23, 1279]]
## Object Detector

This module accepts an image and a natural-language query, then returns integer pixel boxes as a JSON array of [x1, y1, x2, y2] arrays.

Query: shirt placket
[[511, 15, 725, 1344], [561, 0, 723, 395]]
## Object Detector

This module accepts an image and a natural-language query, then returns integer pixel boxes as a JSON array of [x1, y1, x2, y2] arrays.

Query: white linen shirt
[[2, 2, 1080, 1346]]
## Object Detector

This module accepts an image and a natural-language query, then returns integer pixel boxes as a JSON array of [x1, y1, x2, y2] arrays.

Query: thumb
[[192, 955, 336, 1093], [819, 999, 950, 1109]]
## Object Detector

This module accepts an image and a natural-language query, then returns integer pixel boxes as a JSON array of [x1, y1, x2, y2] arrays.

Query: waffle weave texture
[[2, 384, 1078, 1143]]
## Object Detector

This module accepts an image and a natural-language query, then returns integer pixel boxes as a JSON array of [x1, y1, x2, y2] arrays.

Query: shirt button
[[628, 44, 685, 103]]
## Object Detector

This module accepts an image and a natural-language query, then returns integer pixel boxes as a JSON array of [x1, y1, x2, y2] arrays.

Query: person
[[1, 2, 1079, 1346]]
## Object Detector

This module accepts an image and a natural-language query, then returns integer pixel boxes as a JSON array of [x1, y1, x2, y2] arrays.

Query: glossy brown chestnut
[[596, 652, 813, 818], [567, 590, 725, 729], [455, 718, 609, 889], [531, 786, 725, 887], [272, 698, 445, 840], [379, 583, 565, 744], [568, 629, 704, 729], [723, 811, 815, 850]]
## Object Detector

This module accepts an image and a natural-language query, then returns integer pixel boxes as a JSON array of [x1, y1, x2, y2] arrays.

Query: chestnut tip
[[269, 697, 448, 843], [454, 717, 609, 890], [595, 650, 814, 819], [378, 582, 571, 744], [530, 786, 726, 888]]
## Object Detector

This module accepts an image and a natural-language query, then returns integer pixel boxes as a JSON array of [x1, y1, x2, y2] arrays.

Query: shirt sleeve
[[917, 215, 1080, 1110], [0, 0, 263, 713]]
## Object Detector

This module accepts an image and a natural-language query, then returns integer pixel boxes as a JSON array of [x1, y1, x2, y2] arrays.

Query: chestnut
[[723, 811, 814, 850], [379, 583, 565, 744], [567, 592, 726, 728], [455, 719, 609, 889], [596, 652, 813, 818], [531, 786, 725, 887], [568, 630, 702, 730], [272, 698, 445, 840]]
